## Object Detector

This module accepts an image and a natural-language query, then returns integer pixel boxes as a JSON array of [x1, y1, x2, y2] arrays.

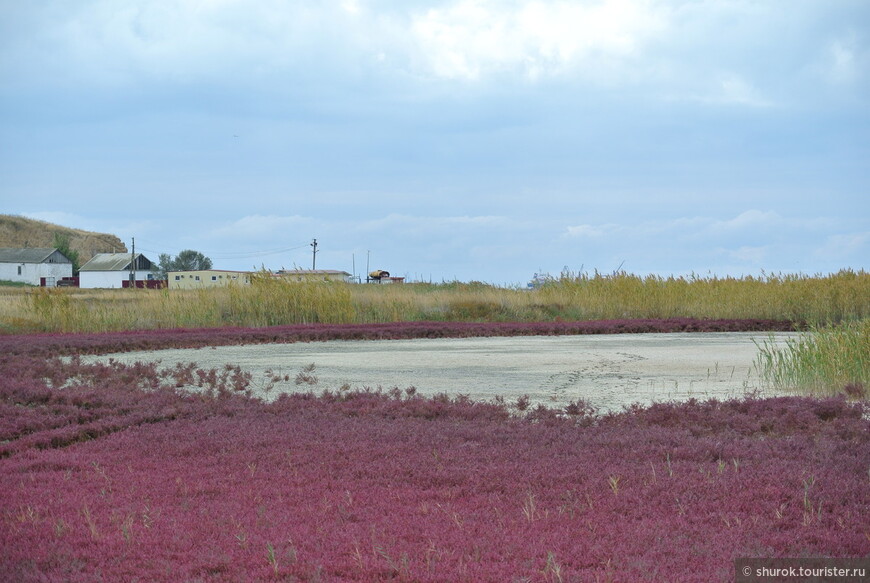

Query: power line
[[135, 243, 311, 261], [210, 244, 310, 260]]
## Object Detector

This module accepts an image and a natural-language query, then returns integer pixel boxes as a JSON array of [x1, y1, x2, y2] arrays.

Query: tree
[[52, 232, 81, 275], [157, 250, 213, 279]]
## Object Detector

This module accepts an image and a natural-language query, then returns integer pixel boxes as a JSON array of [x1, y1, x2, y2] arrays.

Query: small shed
[[0, 248, 73, 286], [79, 253, 156, 289]]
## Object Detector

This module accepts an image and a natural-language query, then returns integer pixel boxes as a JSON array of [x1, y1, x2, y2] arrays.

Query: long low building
[[168, 270, 253, 289], [168, 269, 354, 289]]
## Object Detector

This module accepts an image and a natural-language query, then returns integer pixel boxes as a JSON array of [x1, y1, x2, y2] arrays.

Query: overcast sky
[[1, 0, 867, 284]]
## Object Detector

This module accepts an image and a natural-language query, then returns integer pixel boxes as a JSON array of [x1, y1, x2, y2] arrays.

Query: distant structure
[[0, 247, 73, 286], [367, 269, 404, 284], [166, 268, 354, 289], [527, 272, 554, 290], [275, 269, 353, 283], [79, 253, 157, 288], [168, 270, 252, 289]]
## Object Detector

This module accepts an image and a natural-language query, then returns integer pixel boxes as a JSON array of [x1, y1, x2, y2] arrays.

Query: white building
[[79, 253, 157, 288], [0, 248, 73, 286]]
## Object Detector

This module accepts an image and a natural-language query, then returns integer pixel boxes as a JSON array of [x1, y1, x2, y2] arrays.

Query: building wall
[[276, 271, 352, 283], [168, 271, 252, 290], [79, 270, 155, 289], [0, 261, 73, 286]]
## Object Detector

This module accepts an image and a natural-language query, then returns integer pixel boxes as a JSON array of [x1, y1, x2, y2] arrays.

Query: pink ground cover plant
[[0, 317, 796, 358], [2, 321, 866, 582]]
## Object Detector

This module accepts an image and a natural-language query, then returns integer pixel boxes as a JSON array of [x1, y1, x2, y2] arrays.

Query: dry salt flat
[[86, 331, 800, 412]]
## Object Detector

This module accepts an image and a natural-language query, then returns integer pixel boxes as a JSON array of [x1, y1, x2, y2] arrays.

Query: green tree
[[158, 249, 213, 279], [52, 232, 81, 275]]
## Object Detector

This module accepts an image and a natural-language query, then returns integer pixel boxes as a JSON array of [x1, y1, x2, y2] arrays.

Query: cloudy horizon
[[2, 0, 867, 285]]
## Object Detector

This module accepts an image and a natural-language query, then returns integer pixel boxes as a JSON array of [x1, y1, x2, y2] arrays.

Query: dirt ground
[[85, 331, 800, 412]]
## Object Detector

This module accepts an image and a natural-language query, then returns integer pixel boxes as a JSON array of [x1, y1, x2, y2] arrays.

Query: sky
[[1, 0, 868, 285]]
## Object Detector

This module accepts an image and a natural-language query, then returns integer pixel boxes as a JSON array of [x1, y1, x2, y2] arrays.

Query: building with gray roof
[[0, 248, 74, 286], [79, 253, 156, 288]]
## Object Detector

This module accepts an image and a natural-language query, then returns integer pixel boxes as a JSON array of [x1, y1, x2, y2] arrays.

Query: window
[[175, 276, 180, 281], [212, 276, 217, 281], [195, 276, 200, 281], [18, 266, 22, 275]]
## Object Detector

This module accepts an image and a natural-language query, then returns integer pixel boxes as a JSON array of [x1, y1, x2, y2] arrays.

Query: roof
[[276, 269, 352, 276], [80, 253, 151, 272], [168, 269, 253, 275], [0, 248, 69, 264]]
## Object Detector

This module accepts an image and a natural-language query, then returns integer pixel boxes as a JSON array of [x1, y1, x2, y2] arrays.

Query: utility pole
[[310, 238, 318, 270], [129, 238, 135, 288]]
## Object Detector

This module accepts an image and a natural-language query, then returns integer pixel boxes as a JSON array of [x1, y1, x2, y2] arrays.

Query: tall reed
[[1, 269, 867, 333], [538, 269, 869, 324], [755, 319, 869, 398], [8, 278, 354, 332]]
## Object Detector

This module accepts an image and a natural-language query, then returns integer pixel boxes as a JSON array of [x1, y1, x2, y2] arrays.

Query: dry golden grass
[[1, 269, 867, 334]]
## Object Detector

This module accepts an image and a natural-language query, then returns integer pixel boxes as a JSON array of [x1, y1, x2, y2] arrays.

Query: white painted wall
[[79, 270, 154, 289], [0, 262, 73, 286]]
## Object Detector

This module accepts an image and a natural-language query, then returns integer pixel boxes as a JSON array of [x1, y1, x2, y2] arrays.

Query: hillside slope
[[0, 214, 126, 264]]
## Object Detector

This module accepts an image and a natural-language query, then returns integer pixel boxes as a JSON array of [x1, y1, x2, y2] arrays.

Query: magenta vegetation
[[0, 317, 796, 357], [2, 321, 866, 582]]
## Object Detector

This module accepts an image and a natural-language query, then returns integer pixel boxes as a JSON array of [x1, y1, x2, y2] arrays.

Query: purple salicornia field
[[1, 321, 866, 582]]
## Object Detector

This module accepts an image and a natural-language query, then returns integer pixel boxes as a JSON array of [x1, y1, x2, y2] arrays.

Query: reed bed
[[536, 269, 869, 323], [755, 319, 869, 399], [1, 270, 867, 334]]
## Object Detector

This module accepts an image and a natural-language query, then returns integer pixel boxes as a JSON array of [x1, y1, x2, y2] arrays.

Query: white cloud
[[814, 232, 870, 259], [812, 32, 867, 87], [828, 39, 857, 84], [210, 215, 316, 240], [5, 0, 865, 107], [341, 0, 362, 15], [21, 1, 348, 86], [563, 210, 850, 252], [669, 72, 774, 108], [726, 245, 768, 264], [357, 213, 512, 234], [409, 0, 665, 80], [709, 210, 782, 232], [716, 73, 772, 107], [708, 210, 835, 234], [564, 223, 621, 238], [564, 211, 797, 240], [568, 208, 866, 275]]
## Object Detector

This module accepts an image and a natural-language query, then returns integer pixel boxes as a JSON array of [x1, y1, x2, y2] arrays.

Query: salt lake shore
[[87, 331, 800, 412], [2, 319, 866, 582]]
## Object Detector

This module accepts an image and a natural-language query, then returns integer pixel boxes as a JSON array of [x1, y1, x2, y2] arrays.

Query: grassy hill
[[0, 214, 126, 264]]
